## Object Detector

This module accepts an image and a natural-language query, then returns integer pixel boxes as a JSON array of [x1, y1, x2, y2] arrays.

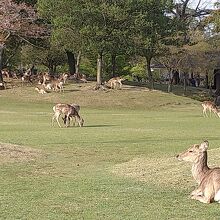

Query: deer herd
[[3, 67, 220, 205]]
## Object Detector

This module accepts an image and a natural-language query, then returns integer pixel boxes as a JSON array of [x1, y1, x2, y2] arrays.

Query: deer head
[[176, 141, 209, 163]]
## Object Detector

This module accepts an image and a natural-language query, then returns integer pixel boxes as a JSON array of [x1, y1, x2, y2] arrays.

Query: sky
[[186, 0, 218, 9]]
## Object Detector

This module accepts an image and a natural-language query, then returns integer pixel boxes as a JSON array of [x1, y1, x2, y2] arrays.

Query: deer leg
[[111, 82, 114, 89], [191, 195, 211, 204], [203, 109, 208, 117], [65, 114, 71, 127], [118, 82, 122, 89], [53, 112, 61, 127]]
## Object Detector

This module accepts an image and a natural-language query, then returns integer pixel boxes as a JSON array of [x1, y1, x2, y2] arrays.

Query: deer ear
[[199, 141, 209, 152]]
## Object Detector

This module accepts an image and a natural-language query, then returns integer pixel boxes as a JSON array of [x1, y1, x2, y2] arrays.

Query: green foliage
[[130, 63, 146, 80], [80, 58, 96, 78], [21, 44, 67, 72]]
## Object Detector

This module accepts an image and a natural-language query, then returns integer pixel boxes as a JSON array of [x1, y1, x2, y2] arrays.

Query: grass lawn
[[0, 82, 220, 219]]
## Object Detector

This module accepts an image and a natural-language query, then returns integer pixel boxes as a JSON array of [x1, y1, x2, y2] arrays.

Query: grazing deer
[[106, 77, 125, 89], [62, 104, 82, 126], [177, 141, 220, 204], [52, 103, 84, 127], [202, 101, 220, 118]]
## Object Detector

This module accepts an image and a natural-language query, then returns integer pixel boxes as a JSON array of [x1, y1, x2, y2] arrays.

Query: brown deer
[[202, 101, 220, 118], [2, 69, 10, 78], [60, 73, 69, 84], [21, 68, 33, 86], [106, 77, 125, 89], [35, 86, 47, 94], [52, 103, 84, 127], [42, 73, 64, 92], [177, 141, 220, 204], [62, 104, 82, 126]]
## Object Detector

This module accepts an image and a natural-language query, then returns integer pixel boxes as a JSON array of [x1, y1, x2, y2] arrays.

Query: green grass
[[0, 82, 220, 219]]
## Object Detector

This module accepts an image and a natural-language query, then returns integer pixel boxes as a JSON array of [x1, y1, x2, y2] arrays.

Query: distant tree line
[[0, 0, 219, 92]]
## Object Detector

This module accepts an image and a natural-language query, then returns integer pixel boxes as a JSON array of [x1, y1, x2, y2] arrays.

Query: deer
[[50, 78, 64, 92], [62, 104, 82, 126], [2, 69, 10, 78], [106, 77, 125, 89], [21, 68, 33, 86], [176, 141, 220, 204], [52, 103, 84, 128], [35, 86, 47, 94], [202, 101, 220, 118], [41, 72, 64, 92], [60, 73, 69, 84]]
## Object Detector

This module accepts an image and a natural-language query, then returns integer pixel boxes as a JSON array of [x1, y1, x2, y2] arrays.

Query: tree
[[21, 44, 67, 74], [38, 0, 131, 86], [0, 0, 49, 89], [156, 46, 185, 92], [78, 0, 131, 87], [130, 0, 174, 89], [38, 0, 84, 76]]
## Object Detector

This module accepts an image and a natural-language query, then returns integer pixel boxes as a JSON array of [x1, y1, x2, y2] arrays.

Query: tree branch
[[17, 35, 47, 49]]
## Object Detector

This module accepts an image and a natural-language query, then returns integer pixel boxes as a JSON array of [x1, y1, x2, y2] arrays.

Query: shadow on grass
[[64, 89, 81, 92], [83, 124, 118, 128], [124, 81, 211, 102]]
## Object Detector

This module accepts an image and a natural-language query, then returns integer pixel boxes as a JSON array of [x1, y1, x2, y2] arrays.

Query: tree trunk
[[48, 63, 54, 75], [167, 69, 173, 93], [146, 56, 154, 90], [0, 44, 5, 90], [97, 52, 103, 86], [205, 71, 209, 89], [172, 70, 180, 85], [111, 54, 116, 77], [66, 50, 76, 75], [183, 73, 187, 94], [214, 70, 220, 96], [75, 51, 81, 75]]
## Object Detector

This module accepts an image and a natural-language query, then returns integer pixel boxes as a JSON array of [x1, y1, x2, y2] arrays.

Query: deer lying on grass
[[35, 87, 47, 94], [106, 77, 125, 89], [52, 103, 84, 127], [41, 72, 65, 92], [177, 141, 220, 204], [202, 101, 220, 118]]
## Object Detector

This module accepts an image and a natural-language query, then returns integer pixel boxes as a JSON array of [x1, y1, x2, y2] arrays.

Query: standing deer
[[176, 141, 220, 204], [52, 103, 84, 127], [202, 101, 220, 118]]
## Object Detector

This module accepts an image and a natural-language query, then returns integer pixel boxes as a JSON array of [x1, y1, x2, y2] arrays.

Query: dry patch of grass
[[0, 143, 41, 164], [111, 148, 220, 190]]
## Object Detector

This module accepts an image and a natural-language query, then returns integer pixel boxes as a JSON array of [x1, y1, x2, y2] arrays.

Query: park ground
[[0, 81, 220, 219]]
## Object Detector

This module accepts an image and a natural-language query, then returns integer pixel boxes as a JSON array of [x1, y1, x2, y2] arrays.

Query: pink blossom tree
[[0, 0, 49, 89]]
